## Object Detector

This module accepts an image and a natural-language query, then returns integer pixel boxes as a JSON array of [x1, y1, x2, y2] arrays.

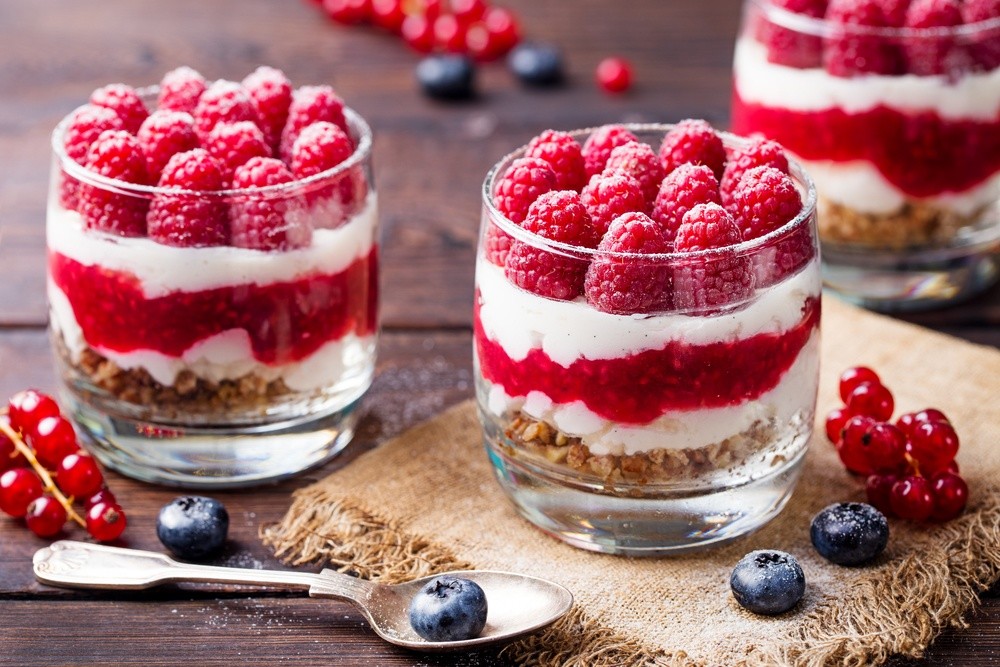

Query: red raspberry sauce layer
[[731, 90, 1000, 199], [50, 249, 378, 365], [475, 295, 820, 425]]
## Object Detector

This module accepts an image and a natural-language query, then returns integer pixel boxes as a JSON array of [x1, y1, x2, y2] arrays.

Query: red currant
[[896, 408, 949, 437], [85, 487, 117, 510], [866, 473, 898, 516], [24, 496, 68, 538], [467, 10, 520, 63], [371, 0, 406, 33], [838, 366, 880, 402], [930, 472, 968, 521], [322, 0, 372, 23], [864, 422, 907, 472], [419, 0, 444, 20], [824, 407, 850, 444], [836, 415, 876, 474], [402, 14, 435, 52], [8, 389, 60, 436], [845, 381, 894, 421], [595, 56, 633, 93], [906, 421, 959, 475], [29, 416, 79, 468], [450, 0, 486, 24], [57, 452, 104, 498], [890, 475, 934, 521], [86, 502, 128, 542], [0, 467, 44, 517], [0, 424, 25, 472], [433, 13, 467, 53]]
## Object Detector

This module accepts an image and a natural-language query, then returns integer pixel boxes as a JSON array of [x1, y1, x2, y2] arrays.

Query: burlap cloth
[[263, 296, 1000, 666]]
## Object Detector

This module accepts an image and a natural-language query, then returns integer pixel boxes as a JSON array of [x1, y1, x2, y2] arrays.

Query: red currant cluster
[[825, 367, 968, 523], [320, 0, 522, 62], [0, 390, 126, 541]]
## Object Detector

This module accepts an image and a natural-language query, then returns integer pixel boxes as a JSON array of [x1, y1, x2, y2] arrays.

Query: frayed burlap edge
[[261, 485, 1000, 667]]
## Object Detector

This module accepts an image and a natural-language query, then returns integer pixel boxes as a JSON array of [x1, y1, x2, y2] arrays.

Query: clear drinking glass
[[731, 0, 1000, 311], [474, 124, 821, 555], [48, 96, 378, 487]]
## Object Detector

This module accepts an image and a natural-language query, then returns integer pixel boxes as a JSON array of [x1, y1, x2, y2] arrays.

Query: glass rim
[[51, 88, 373, 200], [481, 122, 818, 263], [749, 0, 1000, 39]]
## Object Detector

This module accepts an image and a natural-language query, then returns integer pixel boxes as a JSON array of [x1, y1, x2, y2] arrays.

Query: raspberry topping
[[492, 156, 557, 224], [658, 119, 727, 180], [192, 80, 259, 143], [290, 121, 354, 178], [903, 0, 965, 76], [136, 110, 199, 183], [147, 148, 229, 247], [650, 163, 722, 244], [205, 121, 272, 186], [584, 211, 673, 314], [731, 166, 802, 240], [242, 66, 293, 153], [581, 124, 638, 178], [963, 0, 1000, 70], [59, 105, 125, 210], [580, 171, 646, 236], [157, 66, 207, 114], [603, 141, 665, 208], [673, 203, 754, 312], [79, 130, 150, 237], [523, 129, 587, 192], [720, 137, 790, 209], [759, 0, 827, 68], [823, 0, 900, 76], [504, 190, 597, 300], [90, 84, 149, 134], [280, 85, 348, 162], [230, 157, 311, 251], [875, 0, 911, 25]]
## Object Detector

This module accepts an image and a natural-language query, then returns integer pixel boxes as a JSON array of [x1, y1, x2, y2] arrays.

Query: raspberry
[[503, 191, 597, 300], [205, 121, 272, 186], [523, 129, 586, 192], [192, 80, 259, 143], [137, 110, 198, 183], [59, 105, 125, 210], [963, 0, 1000, 70], [580, 171, 646, 236], [242, 66, 293, 153], [90, 84, 149, 134], [280, 85, 348, 163], [582, 124, 638, 178], [720, 137, 789, 209], [903, 0, 966, 76], [650, 163, 722, 244], [673, 203, 753, 312], [731, 166, 802, 240], [488, 157, 557, 266], [147, 148, 228, 247], [584, 211, 673, 314], [658, 119, 726, 180], [758, 0, 826, 68], [603, 141, 664, 208], [157, 66, 207, 114], [79, 130, 150, 237], [290, 121, 359, 228], [823, 0, 901, 76], [230, 157, 311, 251]]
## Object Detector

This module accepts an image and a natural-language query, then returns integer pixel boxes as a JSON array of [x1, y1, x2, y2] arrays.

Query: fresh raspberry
[[903, 0, 966, 76], [673, 203, 753, 312], [582, 124, 638, 178], [731, 166, 802, 240], [758, 0, 827, 68], [280, 85, 348, 163], [59, 105, 125, 210], [603, 141, 665, 208], [824, 0, 901, 76], [192, 80, 259, 143], [720, 137, 790, 209], [963, 0, 1000, 70], [157, 66, 207, 114], [78, 130, 150, 237], [290, 121, 359, 228], [875, 0, 910, 25], [147, 148, 229, 247], [504, 191, 597, 300], [230, 157, 311, 251], [90, 84, 149, 134], [580, 171, 646, 236], [523, 129, 587, 191], [136, 110, 198, 183], [205, 121, 272, 186], [242, 66, 293, 154], [650, 164, 722, 244], [584, 212, 673, 314], [658, 119, 726, 180], [487, 157, 557, 266]]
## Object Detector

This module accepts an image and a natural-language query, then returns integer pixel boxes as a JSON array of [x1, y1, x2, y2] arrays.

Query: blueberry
[[810, 502, 889, 566], [730, 550, 805, 615], [507, 43, 564, 86], [408, 576, 488, 641], [156, 496, 229, 560], [416, 55, 476, 100]]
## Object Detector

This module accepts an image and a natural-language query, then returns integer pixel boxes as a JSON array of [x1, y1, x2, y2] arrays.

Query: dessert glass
[[731, 0, 1000, 311], [474, 125, 821, 555], [47, 100, 378, 488]]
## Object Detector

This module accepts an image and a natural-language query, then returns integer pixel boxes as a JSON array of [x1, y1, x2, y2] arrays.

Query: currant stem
[[0, 419, 85, 528]]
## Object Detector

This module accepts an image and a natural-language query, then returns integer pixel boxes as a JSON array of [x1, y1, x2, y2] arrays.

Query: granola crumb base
[[817, 196, 982, 250]]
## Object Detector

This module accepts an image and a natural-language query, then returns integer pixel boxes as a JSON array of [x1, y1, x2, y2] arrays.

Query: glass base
[[65, 393, 361, 488], [484, 438, 806, 556]]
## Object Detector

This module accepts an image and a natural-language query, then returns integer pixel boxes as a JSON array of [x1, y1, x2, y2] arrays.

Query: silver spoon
[[34, 540, 573, 653]]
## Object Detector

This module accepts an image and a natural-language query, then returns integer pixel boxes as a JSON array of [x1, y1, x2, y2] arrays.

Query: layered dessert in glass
[[474, 122, 821, 554], [731, 0, 1000, 309], [48, 67, 378, 486]]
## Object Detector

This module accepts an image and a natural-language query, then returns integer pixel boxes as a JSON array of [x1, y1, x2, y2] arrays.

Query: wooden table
[[1, 1, 997, 664]]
